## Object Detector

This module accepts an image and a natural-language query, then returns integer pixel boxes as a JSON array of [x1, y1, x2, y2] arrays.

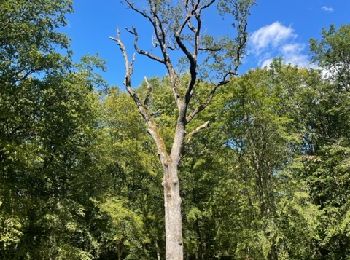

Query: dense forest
[[1, 0, 350, 259]]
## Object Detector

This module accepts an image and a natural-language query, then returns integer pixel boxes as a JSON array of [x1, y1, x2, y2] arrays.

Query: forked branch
[[110, 29, 169, 164], [127, 27, 165, 64], [186, 0, 251, 123], [186, 121, 210, 143]]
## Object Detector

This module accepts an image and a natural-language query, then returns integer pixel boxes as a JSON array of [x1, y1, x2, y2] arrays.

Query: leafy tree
[[300, 25, 350, 258], [1, 0, 72, 256], [0, 0, 72, 83], [2, 0, 350, 259], [310, 25, 350, 91], [0, 0, 112, 258], [100, 88, 165, 259], [211, 64, 322, 259], [98, 197, 147, 260]]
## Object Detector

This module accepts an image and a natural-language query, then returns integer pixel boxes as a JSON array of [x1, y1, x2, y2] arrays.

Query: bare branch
[[175, 1, 199, 60], [193, 17, 201, 58], [200, 0, 216, 10], [126, 27, 165, 64], [109, 33, 144, 118], [143, 76, 153, 107], [142, 1, 182, 107], [186, 1, 250, 123], [125, 0, 153, 23], [177, 2, 224, 118], [187, 19, 197, 33], [110, 28, 169, 164], [186, 75, 233, 123], [178, 2, 204, 119], [177, 9, 196, 36], [119, 2, 181, 106], [149, 1, 167, 47], [186, 121, 210, 143], [124, 1, 172, 70]]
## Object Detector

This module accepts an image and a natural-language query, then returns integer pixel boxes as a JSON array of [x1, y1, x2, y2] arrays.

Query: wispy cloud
[[321, 6, 334, 12], [249, 22, 314, 68], [281, 43, 310, 67], [260, 58, 274, 68], [250, 22, 295, 53], [281, 43, 302, 54]]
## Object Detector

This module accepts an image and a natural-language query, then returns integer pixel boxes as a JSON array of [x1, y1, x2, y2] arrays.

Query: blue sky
[[64, 0, 350, 87]]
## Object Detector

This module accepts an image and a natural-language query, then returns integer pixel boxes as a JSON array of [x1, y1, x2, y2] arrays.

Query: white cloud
[[250, 22, 295, 52], [281, 43, 310, 67], [250, 22, 316, 69], [260, 43, 311, 68], [281, 43, 303, 54], [283, 54, 310, 67], [322, 6, 334, 12], [260, 58, 274, 68]]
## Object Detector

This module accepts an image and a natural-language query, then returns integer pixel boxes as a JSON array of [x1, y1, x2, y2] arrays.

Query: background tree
[[186, 62, 321, 259], [99, 87, 165, 259], [0, 1, 113, 258], [299, 25, 350, 258]]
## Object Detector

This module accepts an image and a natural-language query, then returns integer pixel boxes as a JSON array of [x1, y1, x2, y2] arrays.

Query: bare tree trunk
[[162, 122, 185, 260], [163, 163, 183, 260]]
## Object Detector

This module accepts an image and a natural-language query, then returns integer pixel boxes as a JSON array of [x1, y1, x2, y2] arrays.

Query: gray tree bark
[[163, 163, 183, 259]]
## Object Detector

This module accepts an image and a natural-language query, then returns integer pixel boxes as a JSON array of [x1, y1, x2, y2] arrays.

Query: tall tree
[[110, 1, 254, 258], [1, 1, 73, 255], [100, 87, 165, 259], [185, 62, 320, 259], [0, 1, 113, 258], [300, 25, 350, 258]]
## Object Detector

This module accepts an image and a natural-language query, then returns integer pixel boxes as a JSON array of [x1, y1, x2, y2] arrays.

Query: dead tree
[[110, 1, 254, 259]]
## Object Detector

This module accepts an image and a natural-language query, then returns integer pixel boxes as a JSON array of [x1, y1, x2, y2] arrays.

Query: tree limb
[[110, 29, 169, 164], [124, 0, 153, 23], [186, 1, 250, 123], [126, 27, 165, 64], [186, 72, 235, 123], [143, 76, 153, 107], [186, 121, 210, 143], [200, 0, 216, 11]]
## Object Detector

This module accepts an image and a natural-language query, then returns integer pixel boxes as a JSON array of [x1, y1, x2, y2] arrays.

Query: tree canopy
[[1, 0, 350, 259]]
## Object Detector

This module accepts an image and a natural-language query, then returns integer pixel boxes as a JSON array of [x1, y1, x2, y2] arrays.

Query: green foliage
[[1, 0, 350, 258], [203, 65, 322, 259], [98, 197, 147, 259], [0, 0, 72, 82], [0, 70, 108, 258], [0, 1, 113, 258], [297, 24, 350, 259], [100, 88, 166, 259], [310, 25, 350, 91]]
